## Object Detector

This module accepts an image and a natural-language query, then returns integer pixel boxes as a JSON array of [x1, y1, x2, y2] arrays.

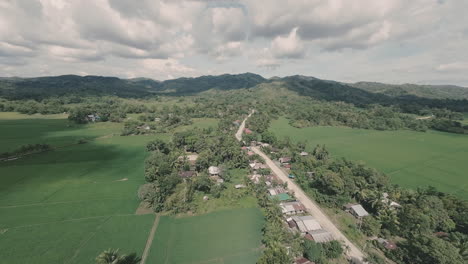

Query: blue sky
[[1, 0, 468, 86]]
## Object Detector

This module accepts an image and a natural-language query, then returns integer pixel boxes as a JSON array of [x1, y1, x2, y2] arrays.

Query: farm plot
[[270, 117, 468, 199], [146, 208, 264, 264]]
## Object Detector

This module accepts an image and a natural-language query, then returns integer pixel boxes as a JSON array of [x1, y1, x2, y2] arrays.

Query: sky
[[1, 0, 468, 86]]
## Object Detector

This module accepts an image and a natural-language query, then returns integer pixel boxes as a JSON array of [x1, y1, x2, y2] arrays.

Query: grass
[[270, 117, 468, 199], [462, 113, 468, 125], [175, 118, 219, 132], [147, 208, 264, 264], [0, 113, 165, 263]]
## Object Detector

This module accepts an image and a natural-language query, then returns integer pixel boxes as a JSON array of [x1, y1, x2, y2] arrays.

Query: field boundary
[[141, 214, 160, 264]]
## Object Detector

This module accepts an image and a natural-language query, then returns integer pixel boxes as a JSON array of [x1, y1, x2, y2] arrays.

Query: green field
[[0, 113, 261, 263], [270, 117, 468, 199], [147, 208, 264, 264]]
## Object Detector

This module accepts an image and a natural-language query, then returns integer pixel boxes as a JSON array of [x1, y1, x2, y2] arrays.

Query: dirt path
[[235, 110, 255, 141], [251, 146, 365, 261], [141, 214, 160, 264]]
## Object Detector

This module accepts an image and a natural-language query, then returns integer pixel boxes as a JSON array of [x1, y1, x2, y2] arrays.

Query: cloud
[[270, 27, 305, 59], [0, 0, 467, 86]]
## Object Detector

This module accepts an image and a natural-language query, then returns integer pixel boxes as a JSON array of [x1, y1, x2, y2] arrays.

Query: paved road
[[235, 112, 365, 261], [251, 146, 365, 261]]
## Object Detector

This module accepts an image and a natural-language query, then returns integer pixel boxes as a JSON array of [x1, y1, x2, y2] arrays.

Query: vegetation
[[0, 143, 51, 160], [269, 117, 468, 199], [259, 139, 468, 264], [146, 208, 263, 264], [95, 249, 141, 264]]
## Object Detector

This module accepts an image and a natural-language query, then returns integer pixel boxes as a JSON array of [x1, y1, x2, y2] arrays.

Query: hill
[[350, 81, 468, 100]]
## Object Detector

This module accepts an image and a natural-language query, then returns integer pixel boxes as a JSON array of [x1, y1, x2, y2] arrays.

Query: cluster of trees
[[265, 142, 467, 264], [0, 143, 52, 160], [95, 249, 140, 264]]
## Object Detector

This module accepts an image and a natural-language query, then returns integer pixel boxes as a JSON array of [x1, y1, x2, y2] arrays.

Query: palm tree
[[96, 249, 141, 264]]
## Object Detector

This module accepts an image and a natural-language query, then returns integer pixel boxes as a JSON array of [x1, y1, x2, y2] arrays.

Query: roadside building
[[279, 157, 291, 164], [268, 187, 287, 196], [377, 238, 397, 250], [288, 215, 322, 233], [300, 151, 309, 156], [280, 201, 306, 215], [305, 229, 335, 243]]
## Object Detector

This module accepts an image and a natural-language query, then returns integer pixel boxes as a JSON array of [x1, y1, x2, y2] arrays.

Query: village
[[168, 113, 402, 264]]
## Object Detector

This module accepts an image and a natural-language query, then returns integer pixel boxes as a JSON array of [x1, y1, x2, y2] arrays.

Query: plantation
[[147, 208, 264, 264], [270, 117, 468, 199]]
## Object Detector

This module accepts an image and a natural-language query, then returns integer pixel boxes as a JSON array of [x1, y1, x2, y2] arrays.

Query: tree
[[398, 234, 464, 264], [257, 242, 292, 264], [95, 249, 141, 264], [303, 240, 324, 262], [322, 240, 344, 259], [146, 139, 170, 154]]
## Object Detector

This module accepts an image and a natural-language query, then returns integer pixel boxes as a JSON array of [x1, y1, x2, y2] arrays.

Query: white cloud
[[270, 27, 305, 59]]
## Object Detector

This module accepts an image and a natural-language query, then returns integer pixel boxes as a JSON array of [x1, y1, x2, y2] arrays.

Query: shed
[[280, 201, 306, 215], [244, 128, 253, 134], [300, 151, 309, 156], [350, 204, 369, 218], [235, 184, 245, 189], [208, 166, 220, 176], [307, 229, 334, 243], [279, 157, 291, 164]]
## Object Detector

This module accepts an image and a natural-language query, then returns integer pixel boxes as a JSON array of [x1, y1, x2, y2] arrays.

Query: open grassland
[[0, 113, 165, 264], [175, 118, 219, 132], [147, 208, 264, 264], [462, 113, 468, 125], [270, 117, 468, 199]]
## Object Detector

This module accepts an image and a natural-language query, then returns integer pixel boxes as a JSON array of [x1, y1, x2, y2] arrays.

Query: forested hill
[[350, 81, 468, 100], [0, 75, 154, 100], [1, 73, 468, 113], [280, 76, 468, 113], [0, 73, 265, 100]]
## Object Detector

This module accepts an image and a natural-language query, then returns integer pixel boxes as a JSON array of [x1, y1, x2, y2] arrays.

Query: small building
[[244, 128, 253, 134], [250, 162, 268, 171], [270, 147, 280, 153], [235, 184, 246, 189], [283, 164, 292, 169], [345, 204, 369, 218], [382, 193, 401, 209], [208, 166, 220, 176], [279, 157, 291, 164], [306, 229, 334, 243], [288, 215, 322, 233], [247, 151, 255, 156], [250, 174, 262, 184], [377, 238, 397, 250], [280, 201, 306, 215], [178, 171, 196, 179], [306, 171, 315, 178], [300, 151, 309, 156], [271, 193, 291, 201], [295, 257, 314, 264]]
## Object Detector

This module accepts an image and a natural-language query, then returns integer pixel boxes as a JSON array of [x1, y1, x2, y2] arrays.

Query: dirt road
[[235, 110, 254, 141], [251, 146, 365, 261]]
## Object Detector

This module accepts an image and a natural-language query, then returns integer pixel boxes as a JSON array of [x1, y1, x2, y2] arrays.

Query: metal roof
[[351, 204, 369, 217]]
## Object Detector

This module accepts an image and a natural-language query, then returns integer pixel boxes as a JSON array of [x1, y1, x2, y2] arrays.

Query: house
[[283, 164, 292, 169], [306, 171, 315, 178], [247, 151, 255, 156], [268, 187, 287, 196], [345, 204, 369, 218], [250, 162, 268, 171], [270, 147, 280, 153], [382, 193, 401, 209], [300, 151, 309, 156], [244, 128, 253, 134], [280, 201, 306, 215], [305, 229, 334, 243], [178, 171, 196, 179], [250, 174, 262, 184], [288, 215, 322, 233], [271, 193, 291, 201], [233, 120, 241, 126], [154, 117, 161, 122], [178, 154, 199, 170], [87, 114, 100, 122], [279, 157, 291, 164], [235, 184, 246, 189], [295, 257, 314, 264], [208, 166, 220, 176]]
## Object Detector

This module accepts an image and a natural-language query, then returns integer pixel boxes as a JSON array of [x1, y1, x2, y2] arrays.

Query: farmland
[[0, 113, 258, 264], [147, 208, 264, 264], [270, 117, 468, 199]]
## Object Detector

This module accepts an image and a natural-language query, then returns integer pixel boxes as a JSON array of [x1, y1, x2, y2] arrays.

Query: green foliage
[[303, 240, 324, 262], [257, 242, 292, 264], [95, 249, 141, 264]]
